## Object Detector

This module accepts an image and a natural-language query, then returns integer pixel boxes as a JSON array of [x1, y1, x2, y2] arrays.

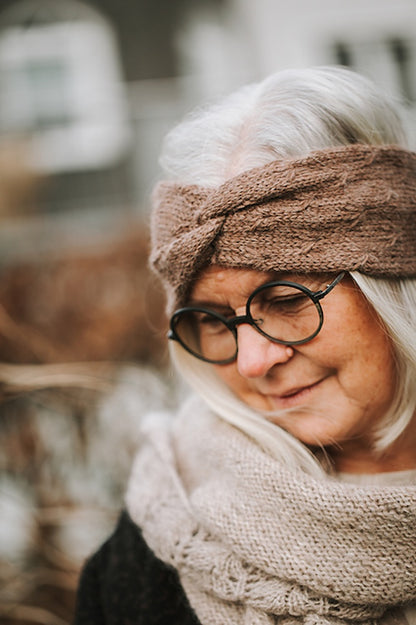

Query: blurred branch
[[0, 304, 63, 363], [0, 361, 119, 396], [0, 605, 69, 625], [36, 504, 119, 525], [0, 566, 78, 602]]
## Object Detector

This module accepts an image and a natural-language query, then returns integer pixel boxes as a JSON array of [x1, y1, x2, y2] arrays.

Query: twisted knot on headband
[[150, 144, 416, 311]]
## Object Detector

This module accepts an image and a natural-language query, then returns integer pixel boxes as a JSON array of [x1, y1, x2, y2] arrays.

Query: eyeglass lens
[[172, 283, 322, 363], [173, 310, 237, 363]]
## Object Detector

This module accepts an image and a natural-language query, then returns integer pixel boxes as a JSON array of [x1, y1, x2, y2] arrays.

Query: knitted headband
[[150, 144, 416, 312]]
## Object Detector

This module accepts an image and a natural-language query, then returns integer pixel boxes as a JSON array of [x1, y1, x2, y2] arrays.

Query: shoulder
[[73, 511, 200, 625]]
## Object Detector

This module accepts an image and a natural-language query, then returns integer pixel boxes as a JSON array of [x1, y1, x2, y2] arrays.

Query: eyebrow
[[186, 299, 235, 312]]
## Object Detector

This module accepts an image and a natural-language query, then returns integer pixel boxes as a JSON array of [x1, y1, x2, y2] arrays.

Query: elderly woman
[[74, 66, 416, 624]]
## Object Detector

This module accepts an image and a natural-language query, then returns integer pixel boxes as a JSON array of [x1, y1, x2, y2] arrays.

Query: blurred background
[[0, 0, 415, 622]]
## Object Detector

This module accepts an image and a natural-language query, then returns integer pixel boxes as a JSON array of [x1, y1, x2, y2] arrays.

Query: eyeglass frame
[[168, 272, 346, 364]]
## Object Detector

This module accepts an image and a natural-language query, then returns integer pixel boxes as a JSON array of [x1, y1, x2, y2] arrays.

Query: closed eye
[[261, 293, 310, 313]]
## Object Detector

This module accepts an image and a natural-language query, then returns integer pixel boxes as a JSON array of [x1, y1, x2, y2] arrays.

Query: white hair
[[159, 66, 416, 471], [160, 66, 407, 184]]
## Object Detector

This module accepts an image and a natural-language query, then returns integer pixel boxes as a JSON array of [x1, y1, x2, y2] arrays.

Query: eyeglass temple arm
[[314, 272, 346, 301]]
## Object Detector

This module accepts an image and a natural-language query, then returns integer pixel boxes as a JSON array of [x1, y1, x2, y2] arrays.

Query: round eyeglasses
[[168, 273, 345, 364]]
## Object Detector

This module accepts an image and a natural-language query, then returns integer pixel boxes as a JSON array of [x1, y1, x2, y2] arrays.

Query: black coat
[[73, 511, 201, 625]]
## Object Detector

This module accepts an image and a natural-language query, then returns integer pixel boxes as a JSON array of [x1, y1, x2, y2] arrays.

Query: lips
[[281, 384, 316, 398], [266, 378, 324, 408]]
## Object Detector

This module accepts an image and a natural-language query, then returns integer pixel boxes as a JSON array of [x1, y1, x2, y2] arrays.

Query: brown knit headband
[[150, 144, 416, 311]]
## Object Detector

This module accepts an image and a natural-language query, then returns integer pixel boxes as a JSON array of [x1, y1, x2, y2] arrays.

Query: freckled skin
[[189, 266, 416, 473]]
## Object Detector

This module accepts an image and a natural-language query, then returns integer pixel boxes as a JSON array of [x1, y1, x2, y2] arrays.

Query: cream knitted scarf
[[126, 397, 416, 625]]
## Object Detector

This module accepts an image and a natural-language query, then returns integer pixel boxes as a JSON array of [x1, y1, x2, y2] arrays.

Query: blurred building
[[0, 0, 413, 246], [0, 1, 131, 228]]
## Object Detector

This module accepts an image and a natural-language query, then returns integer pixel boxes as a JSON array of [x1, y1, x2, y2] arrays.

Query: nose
[[236, 323, 294, 378]]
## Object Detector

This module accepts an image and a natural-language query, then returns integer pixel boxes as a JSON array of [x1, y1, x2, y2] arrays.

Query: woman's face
[[189, 266, 398, 467]]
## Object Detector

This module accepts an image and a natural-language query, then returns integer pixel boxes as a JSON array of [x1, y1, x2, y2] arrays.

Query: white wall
[[227, 0, 416, 81]]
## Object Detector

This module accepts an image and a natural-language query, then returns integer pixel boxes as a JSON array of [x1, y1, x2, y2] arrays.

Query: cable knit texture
[[126, 397, 416, 625], [150, 144, 416, 311]]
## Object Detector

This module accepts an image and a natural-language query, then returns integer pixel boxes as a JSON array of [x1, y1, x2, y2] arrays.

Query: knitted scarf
[[126, 397, 416, 625]]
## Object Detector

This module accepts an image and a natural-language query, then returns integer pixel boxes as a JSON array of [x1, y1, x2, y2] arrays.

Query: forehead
[[189, 265, 323, 303], [190, 266, 272, 299]]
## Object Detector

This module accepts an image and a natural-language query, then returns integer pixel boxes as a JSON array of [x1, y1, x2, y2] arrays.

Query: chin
[[264, 407, 350, 449]]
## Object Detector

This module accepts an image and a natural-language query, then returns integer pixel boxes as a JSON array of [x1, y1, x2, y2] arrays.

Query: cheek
[[213, 362, 267, 409], [213, 363, 242, 392], [317, 304, 397, 408], [360, 332, 397, 406]]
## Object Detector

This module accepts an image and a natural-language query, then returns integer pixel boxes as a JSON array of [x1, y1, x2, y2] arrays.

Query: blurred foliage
[[0, 1, 200, 622], [0, 227, 168, 367], [0, 364, 180, 624], [0, 226, 174, 623]]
